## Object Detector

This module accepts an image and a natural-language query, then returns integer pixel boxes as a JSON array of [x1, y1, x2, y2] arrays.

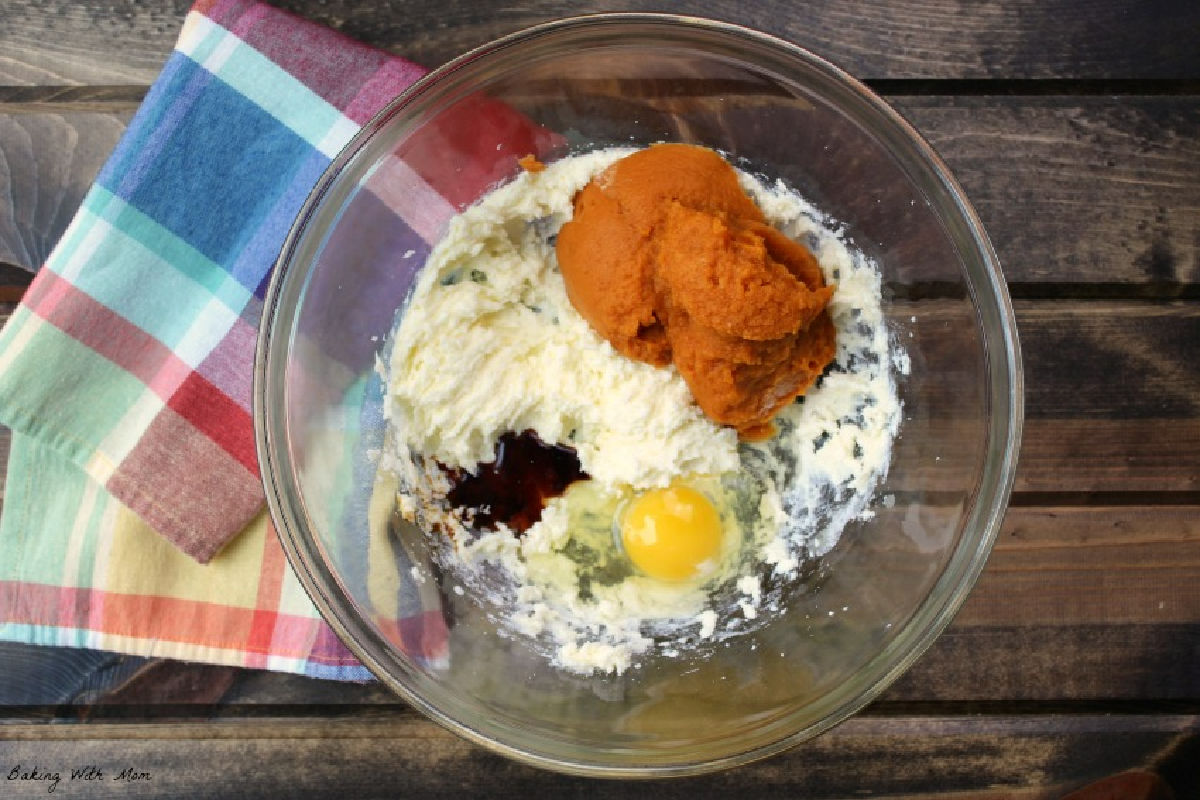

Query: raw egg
[[620, 484, 724, 582]]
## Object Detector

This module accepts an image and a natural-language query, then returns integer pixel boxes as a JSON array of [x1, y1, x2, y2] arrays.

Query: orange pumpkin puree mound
[[555, 143, 836, 439]]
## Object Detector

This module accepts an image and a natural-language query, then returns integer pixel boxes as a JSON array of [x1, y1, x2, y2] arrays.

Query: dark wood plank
[[895, 299, 1200, 494], [888, 299, 1200, 494], [1019, 301, 1200, 421], [0, 642, 150, 706], [885, 504, 1200, 703], [269, 0, 1200, 81], [1017, 418, 1198, 493], [1015, 300, 1200, 493], [894, 622, 1200, 704], [0, 85, 146, 111], [902, 97, 1200, 292], [0, 98, 1196, 284], [964, 504, 1200, 626], [0, 0, 189, 86], [0, 715, 1195, 798], [3, 0, 1199, 86], [0, 112, 130, 273], [4, 626, 1197, 712]]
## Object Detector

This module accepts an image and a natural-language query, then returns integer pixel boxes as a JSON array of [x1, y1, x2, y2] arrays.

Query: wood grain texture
[[0, 99, 1196, 284], [284, 0, 1200, 81], [892, 623, 1200, 703], [0, 85, 146, 112], [0, 112, 130, 272], [0, 642, 149, 707], [901, 97, 1200, 290], [0, 716, 1195, 799], [0, 0, 188, 86], [962, 505, 1200, 626], [894, 300, 1200, 494], [1017, 419, 1200, 493], [1014, 301, 1200, 494], [1019, 301, 1200, 420], [3, 0, 1199, 86]]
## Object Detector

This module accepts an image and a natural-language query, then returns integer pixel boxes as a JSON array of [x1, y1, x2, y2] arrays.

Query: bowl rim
[[254, 11, 1024, 778]]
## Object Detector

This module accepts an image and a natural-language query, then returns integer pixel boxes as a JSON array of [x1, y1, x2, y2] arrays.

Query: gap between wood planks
[[4, 78, 1200, 106], [871, 78, 1200, 96], [1, 678, 1197, 721], [0, 703, 1197, 728]]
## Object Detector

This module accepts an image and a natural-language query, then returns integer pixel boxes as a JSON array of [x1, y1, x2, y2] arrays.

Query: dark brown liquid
[[445, 430, 589, 535]]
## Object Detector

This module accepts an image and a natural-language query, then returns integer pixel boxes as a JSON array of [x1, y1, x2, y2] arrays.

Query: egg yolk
[[620, 485, 724, 582]]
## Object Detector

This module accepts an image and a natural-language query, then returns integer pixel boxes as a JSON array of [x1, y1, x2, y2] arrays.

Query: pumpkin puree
[[556, 144, 837, 439]]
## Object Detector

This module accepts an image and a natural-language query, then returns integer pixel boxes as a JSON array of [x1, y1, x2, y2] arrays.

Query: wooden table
[[1, 1, 1198, 797]]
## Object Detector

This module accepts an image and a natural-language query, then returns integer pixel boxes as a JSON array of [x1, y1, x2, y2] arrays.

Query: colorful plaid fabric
[[0, 0, 426, 562], [1, 436, 377, 678], [0, 0, 551, 677]]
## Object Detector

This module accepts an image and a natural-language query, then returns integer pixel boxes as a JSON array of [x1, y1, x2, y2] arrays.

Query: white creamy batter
[[380, 148, 902, 675]]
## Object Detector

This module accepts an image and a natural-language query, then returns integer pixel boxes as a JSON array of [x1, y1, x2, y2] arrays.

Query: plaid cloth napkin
[[0, 0, 552, 678]]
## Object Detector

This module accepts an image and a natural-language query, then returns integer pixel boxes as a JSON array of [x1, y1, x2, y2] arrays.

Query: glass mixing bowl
[[255, 13, 1022, 777]]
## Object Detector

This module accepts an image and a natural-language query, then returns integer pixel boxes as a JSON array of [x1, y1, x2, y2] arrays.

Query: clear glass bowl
[[255, 14, 1022, 777]]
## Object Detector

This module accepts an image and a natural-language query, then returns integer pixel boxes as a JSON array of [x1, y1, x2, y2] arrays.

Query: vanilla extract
[[444, 430, 588, 535]]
